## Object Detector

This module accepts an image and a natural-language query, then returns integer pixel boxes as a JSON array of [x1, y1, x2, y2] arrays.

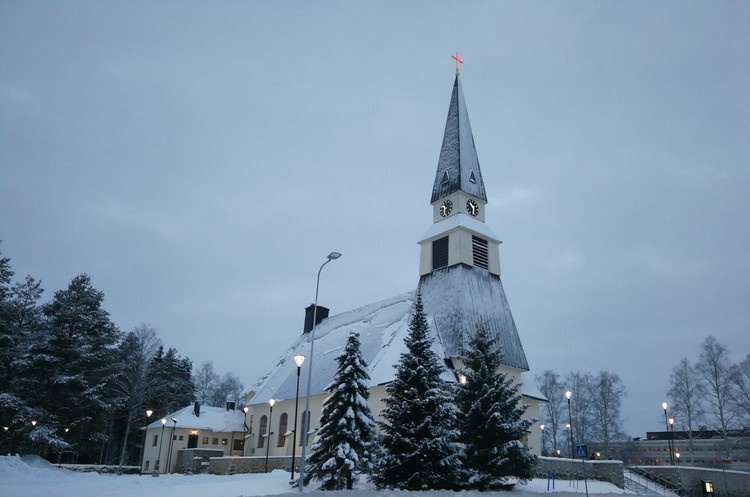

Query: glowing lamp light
[[294, 355, 305, 368], [662, 402, 668, 410], [565, 390, 572, 400]]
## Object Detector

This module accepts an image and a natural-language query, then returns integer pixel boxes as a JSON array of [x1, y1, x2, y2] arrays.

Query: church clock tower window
[[432, 236, 449, 270]]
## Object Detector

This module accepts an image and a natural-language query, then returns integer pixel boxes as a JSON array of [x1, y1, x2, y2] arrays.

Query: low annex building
[[140, 402, 245, 474]]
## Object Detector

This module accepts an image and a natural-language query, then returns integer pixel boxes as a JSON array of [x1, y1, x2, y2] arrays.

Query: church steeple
[[419, 73, 502, 277], [431, 75, 487, 204]]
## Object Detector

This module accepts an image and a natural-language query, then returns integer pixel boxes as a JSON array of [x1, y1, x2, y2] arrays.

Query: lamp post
[[155, 418, 166, 476], [243, 407, 249, 456], [291, 354, 305, 480], [540, 424, 546, 456], [265, 399, 275, 473], [662, 402, 674, 466], [139, 409, 153, 474], [165, 417, 177, 474], [565, 391, 574, 458], [298, 251, 341, 491]]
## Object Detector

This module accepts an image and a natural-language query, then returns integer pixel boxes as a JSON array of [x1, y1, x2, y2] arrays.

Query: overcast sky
[[1, 1, 748, 437]]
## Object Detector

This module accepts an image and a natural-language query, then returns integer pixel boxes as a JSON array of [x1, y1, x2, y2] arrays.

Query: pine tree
[[305, 331, 377, 490], [373, 294, 462, 490], [455, 324, 536, 489]]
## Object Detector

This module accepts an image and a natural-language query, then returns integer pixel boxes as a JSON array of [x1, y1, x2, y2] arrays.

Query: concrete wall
[[175, 449, 225, 474], [634, 465, 750, 497], [208, 456, 295, 475], [534, 456, 624, 488]]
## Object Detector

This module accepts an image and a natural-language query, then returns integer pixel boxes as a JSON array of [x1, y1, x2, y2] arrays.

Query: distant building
[[607, 429, 750, 473], [140, 402, 245, 474], [246, 72, 546, 461]]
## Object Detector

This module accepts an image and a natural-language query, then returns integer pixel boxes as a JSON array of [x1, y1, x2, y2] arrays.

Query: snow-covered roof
[[144, 404, 245, 432], [250, 272, 533, 406], [419, 265, 529, 370], [431, 75, 487, 203]]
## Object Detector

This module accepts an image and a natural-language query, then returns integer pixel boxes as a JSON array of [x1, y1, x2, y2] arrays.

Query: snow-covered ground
[[0, 455, 634, 497]]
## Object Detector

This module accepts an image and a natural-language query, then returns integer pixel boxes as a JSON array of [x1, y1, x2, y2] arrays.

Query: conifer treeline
[[0, 244, 194, 464]]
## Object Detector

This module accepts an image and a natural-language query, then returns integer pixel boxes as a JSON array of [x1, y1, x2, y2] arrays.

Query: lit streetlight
[[265, 399, 275, 473], [166, 417, 177, 474], [298, 251, 341, 491], [662, 402, 674, 466], [291, 354, 305, 480], [140, 409, 153, 474], [540, 424, 545, 456], [243, 407, 250, 456], [155, 418, 167, 476]]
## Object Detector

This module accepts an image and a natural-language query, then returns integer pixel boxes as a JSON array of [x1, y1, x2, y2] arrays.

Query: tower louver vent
[[472, 236, 488, 269]]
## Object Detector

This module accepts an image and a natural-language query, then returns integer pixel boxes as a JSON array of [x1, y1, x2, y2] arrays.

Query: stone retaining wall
[[208, 456, 296, 475], [534, 456, 624, 488]]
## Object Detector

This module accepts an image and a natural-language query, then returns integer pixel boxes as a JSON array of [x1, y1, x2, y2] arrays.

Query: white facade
[[140, 404, 245, 474]]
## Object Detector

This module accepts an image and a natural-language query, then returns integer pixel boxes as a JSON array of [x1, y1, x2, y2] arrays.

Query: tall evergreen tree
[[39, 274, 122, 461], [455, 324, 536, 489], [373, 294, 462, 490], [305, 332, 376, 490]]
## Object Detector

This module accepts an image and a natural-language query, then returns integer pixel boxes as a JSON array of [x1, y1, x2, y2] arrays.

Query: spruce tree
[[373, 294, 462, 490], [305, 331, 376, 490], [455, 324, 537, 489]]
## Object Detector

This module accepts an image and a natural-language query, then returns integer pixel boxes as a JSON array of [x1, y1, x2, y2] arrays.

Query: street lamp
[[662, 402, 674, 466], [291, 354, 305, 480], [298, 251, 341, 491], [243, 407, 250, 456], [166, 417, 177, 474], [155, 418, 167, 476], [140, 409, 153, 473], [265, 399, 275, 473], [565, 390, 574, 459], [540, 424, 545, 456]]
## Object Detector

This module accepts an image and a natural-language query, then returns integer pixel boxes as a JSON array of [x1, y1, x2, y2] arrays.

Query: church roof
[[249, 270, 530, 406], [431, 75, 487, 203], [418, 265, 529, 371]]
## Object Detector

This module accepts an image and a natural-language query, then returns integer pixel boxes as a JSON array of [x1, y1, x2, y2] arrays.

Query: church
[[246, 69, 545, 460]]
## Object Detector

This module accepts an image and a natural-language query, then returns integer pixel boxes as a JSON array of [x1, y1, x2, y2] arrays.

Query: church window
[[472, 236, 489, 269], [441, 170, 450, 185], [277, 413, 288, 447], [258, 415, 267, 448], [469, 170, 476, 184], [432, 236, 449, 270]]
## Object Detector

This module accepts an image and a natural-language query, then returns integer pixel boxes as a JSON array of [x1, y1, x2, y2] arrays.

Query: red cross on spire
[[452, 52, 463, 75]]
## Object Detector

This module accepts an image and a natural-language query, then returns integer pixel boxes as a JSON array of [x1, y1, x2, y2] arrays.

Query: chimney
[[194, 401, 200, 417], [303, 304, 329, 333], [226, 401, 236, 411]]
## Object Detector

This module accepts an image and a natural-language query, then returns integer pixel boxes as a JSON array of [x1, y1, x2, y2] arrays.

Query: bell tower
[[418, 74, 503, 278], [417, 69, 529, 372]]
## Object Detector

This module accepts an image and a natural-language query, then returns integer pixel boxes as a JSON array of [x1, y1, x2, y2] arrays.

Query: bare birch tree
[[535, 370, 565, 455], [696, 336, 736, 457], [589, 371, 626, 452], [668, 357, 705, 463]]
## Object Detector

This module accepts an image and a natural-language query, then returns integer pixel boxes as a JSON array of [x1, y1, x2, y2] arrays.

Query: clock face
[[466, 199, 479, 217], [439, 199, 453, 217]]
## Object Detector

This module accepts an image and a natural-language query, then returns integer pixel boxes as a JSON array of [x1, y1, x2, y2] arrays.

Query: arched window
[[300, 410, 310, 446], [257, 415, 267, 448], [277, 413, 288, 447]]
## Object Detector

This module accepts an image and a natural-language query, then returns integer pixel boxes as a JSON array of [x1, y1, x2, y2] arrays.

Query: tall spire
[[430, 75, 487, 203]]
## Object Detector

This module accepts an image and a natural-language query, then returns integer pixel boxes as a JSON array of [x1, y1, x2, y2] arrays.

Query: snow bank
[[0, 455, 633, 497]]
